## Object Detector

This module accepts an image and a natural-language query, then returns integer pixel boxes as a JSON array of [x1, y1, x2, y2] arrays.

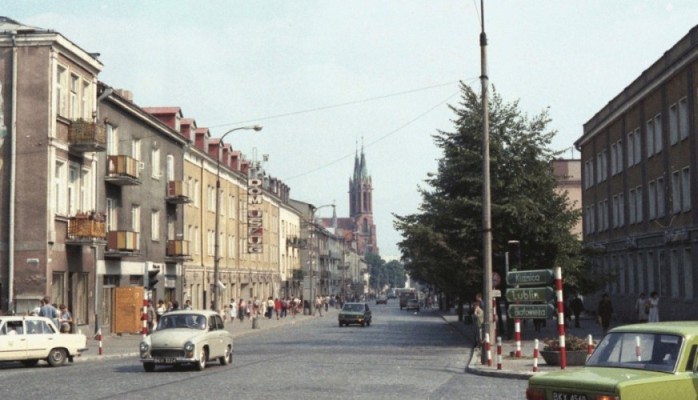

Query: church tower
[[349, 146, 379, 255]]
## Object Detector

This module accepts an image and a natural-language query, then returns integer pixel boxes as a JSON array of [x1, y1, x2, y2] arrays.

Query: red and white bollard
[[554, 266, 567, 369], [97, 328, 103, 356], [496, 336, 502, 370], [532, 339, 539, 372], [514, 319, 522, 358], [141, 299, 148, 338], [485, 333, 492, 367], [587, 334, 594, 356]]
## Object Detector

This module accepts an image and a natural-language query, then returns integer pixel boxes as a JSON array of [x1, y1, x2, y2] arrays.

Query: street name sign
[[507, 304, 555, 319], [505, 287, 554, 303], [505, 269, 553, 287]]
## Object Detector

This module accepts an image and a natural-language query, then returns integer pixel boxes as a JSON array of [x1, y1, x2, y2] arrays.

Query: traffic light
[[147, 269, 160, 290]]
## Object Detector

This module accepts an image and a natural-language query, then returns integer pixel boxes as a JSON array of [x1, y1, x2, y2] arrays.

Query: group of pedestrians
[[222, 296, 306, 323], [33, 296, 73, 333]]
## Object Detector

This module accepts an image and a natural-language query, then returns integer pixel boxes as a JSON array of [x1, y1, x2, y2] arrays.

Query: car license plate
[[553, 392, 587, 400], [156, 358, 176, 364]]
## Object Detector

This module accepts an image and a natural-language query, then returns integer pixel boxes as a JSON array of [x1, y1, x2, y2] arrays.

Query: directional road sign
[[507, 304, 555, 319], [506, 269, 553, 287], [505, 287, 554, 303]]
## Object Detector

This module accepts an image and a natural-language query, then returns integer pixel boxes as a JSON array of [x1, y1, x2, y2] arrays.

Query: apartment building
[[0, 17, 103, 321], [575, 24, 698, 321]]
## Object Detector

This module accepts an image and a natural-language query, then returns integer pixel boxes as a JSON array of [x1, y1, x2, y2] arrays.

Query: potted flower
[[540, 335, 590, 366]]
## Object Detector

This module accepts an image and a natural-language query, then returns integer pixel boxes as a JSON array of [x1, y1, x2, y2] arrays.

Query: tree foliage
[[394, 83, 592, 301], [366, 253, 406, 291]]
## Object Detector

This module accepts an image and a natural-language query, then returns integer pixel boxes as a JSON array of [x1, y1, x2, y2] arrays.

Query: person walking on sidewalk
[[597, 293, 613, 334], [314, 295, 323, 317], [635, 292, 648, 323], [570, 294, 584, 328], [647, 291, 660, 323], [473, 300, 484, 348]]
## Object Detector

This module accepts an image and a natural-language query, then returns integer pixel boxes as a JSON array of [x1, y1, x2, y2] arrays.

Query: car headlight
[[139, 342, 149, 354], [184, 341, 195, 352]]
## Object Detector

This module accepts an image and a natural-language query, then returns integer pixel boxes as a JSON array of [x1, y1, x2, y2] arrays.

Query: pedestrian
[[39, 296, 60, 328], [314, 295, 323, 317], [229, 299, 237, 323], [274, 298, 281, 320], [647, 291, 660, 323], [266, 297, 274, 319], [222, 304, 229, 321], [473, 299, 484, 348], [183, 299, 192, 310], [570, 294, 584, 328], [635, 292, 648, 323], [58, 304, 73, 333], [170, 300, 179, 311], [146, 300, 156, 333], [597, 293, 613, 334], [238, 299, 246, 322]]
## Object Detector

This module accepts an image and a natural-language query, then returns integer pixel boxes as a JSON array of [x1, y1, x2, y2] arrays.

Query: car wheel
[[143, 362, 155, 372], [21, 359, 39, 367], [338, 321, 343, 327], [194, 347, 208, 371], [220, 345, 232, 366], [47, 348, 67, 367]]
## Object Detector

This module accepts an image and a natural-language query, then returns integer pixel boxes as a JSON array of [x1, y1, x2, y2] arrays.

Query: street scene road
[[0, 303, 526, 400]]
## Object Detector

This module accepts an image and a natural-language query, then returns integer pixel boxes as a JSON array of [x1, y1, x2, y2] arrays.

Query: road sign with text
[[505, 269, 553, 287], [505, 287, 554, 303], [507, 304, 555, 319]]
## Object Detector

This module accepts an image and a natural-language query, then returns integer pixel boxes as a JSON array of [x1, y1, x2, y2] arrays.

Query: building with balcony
[[0, 17, 104, 322], [575, 24, 698, 321]]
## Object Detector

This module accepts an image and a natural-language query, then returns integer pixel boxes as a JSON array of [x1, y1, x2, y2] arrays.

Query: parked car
[[405, 298, 420, 311], [376, 296, 388, 305], [338, 303, 372, 327], [139, 310, 233, 372], [0, 315, 87, 367], [527, 322, 698, 400]]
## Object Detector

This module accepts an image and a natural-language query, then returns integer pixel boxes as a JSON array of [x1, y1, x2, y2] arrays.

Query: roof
[[610, 321, 698, 337], [142, 107, 182, 116], [0, 16, 44, 33]]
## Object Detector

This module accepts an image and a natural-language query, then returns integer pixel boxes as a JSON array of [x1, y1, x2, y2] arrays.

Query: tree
[[394, 83, 591, 302]]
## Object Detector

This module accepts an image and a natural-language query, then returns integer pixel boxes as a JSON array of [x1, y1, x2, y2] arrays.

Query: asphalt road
[[0, 303, 526, 400]]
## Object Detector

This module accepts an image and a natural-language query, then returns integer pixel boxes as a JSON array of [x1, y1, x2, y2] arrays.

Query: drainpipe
[[8, 32, 17, 313]]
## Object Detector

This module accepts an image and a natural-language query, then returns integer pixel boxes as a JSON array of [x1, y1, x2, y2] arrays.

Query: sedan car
[[405, 298, 420, 311], [0, 315, 87, 367], [376, 296, 388, 305], [338, 303, 372, 327], [139, 310, 233, 372], [527, 322, 698, 400]]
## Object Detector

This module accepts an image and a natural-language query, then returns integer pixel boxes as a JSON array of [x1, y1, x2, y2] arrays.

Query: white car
[[139, 310, 233, 372], [0, 315, 87, 367]]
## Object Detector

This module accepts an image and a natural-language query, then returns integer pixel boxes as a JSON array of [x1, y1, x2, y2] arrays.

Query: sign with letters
[[505, 269, 553, 287]]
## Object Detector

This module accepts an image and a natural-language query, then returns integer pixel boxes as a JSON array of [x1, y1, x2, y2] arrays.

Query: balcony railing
[[66, 212, 107, 245], [105, 155, 141, 186], [105, 230, 140, 257], [69, 119, 107, 153], [166, 181, 191, 204], [166, 239, 192, 261]]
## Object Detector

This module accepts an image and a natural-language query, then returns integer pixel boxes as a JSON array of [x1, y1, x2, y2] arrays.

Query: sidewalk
[[440, 311, 606, 380], [75, 309, 328, 362]]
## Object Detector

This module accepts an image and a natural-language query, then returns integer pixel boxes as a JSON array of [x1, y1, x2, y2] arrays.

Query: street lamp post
[[213, 124, 263, 312], [308, 203, 334, 313]]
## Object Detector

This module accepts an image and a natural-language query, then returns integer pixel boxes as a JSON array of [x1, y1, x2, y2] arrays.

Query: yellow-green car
[[527, 322, 698, 400]]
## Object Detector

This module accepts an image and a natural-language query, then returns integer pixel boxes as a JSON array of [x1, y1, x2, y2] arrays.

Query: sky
[[5, 1, 698, 259]]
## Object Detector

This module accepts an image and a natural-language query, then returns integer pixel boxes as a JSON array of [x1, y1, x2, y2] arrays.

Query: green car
[[338, 302, 372, 327], [527, 322, 698, 400]]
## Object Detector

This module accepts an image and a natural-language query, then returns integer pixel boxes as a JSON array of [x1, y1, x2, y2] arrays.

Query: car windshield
[[157, 314, 207, 331], [342, 304, 365, 312], [586, 332, 682, 373]]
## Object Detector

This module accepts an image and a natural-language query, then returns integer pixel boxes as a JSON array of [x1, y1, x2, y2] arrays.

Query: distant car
[[338, 303, 372, 327], [527, 322, 698, 400], [139, 310, 233, 372], [376, 296, 388, 305], [405, 299, 420, 311], [0, 315, 87, 367]]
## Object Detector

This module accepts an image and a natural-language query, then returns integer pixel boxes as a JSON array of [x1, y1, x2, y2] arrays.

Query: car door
[[0, 319, 28, 361], [25, 319, 55, 359]]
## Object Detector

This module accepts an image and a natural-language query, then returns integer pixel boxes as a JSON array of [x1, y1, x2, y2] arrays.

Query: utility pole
[[479, 0, 495, 365]]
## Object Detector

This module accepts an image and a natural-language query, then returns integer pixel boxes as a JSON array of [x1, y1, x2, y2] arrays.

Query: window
[[106, 124, 118, 156], [612, 195, 620, 228], [132, 205, 141, 233], [132, 139, 141, 161], [679, 98, 689, 141], [684, 248, 693, 300], [151, 210, 160, 241], [648, 181, 656, 220], [669, 103, 679, 145], [166, 155, 175, 181], [633, 128, 640, 165], [614, 140, 623, 174], [646, 119, 655, 158], [81, 167, 93, 212], [194, 226, 200, 255], [81, 81, 91, 120], [106, 198, 117, 231], [151, 146, 161, 178], [68, 165, 79, 215], [618, 193, 625, 226], [682, 167, 691, 212], [635, 186, 643, 223], [654, 114, 663, 153], [55, 160, 67, 215], [629, 189, 636, 224], [670, 249, 680, 298], [207, 185, 216, 212], [610, 143, 617, 175], [70, 74, 79, 119], [672, 171, 681, 214], [56, 66, 67, 117], [627, 131, 634, 167], [657, 178, 665, 218]]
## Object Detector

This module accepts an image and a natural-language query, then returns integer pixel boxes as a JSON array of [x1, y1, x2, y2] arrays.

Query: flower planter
[[539, 350, 588, 366]]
